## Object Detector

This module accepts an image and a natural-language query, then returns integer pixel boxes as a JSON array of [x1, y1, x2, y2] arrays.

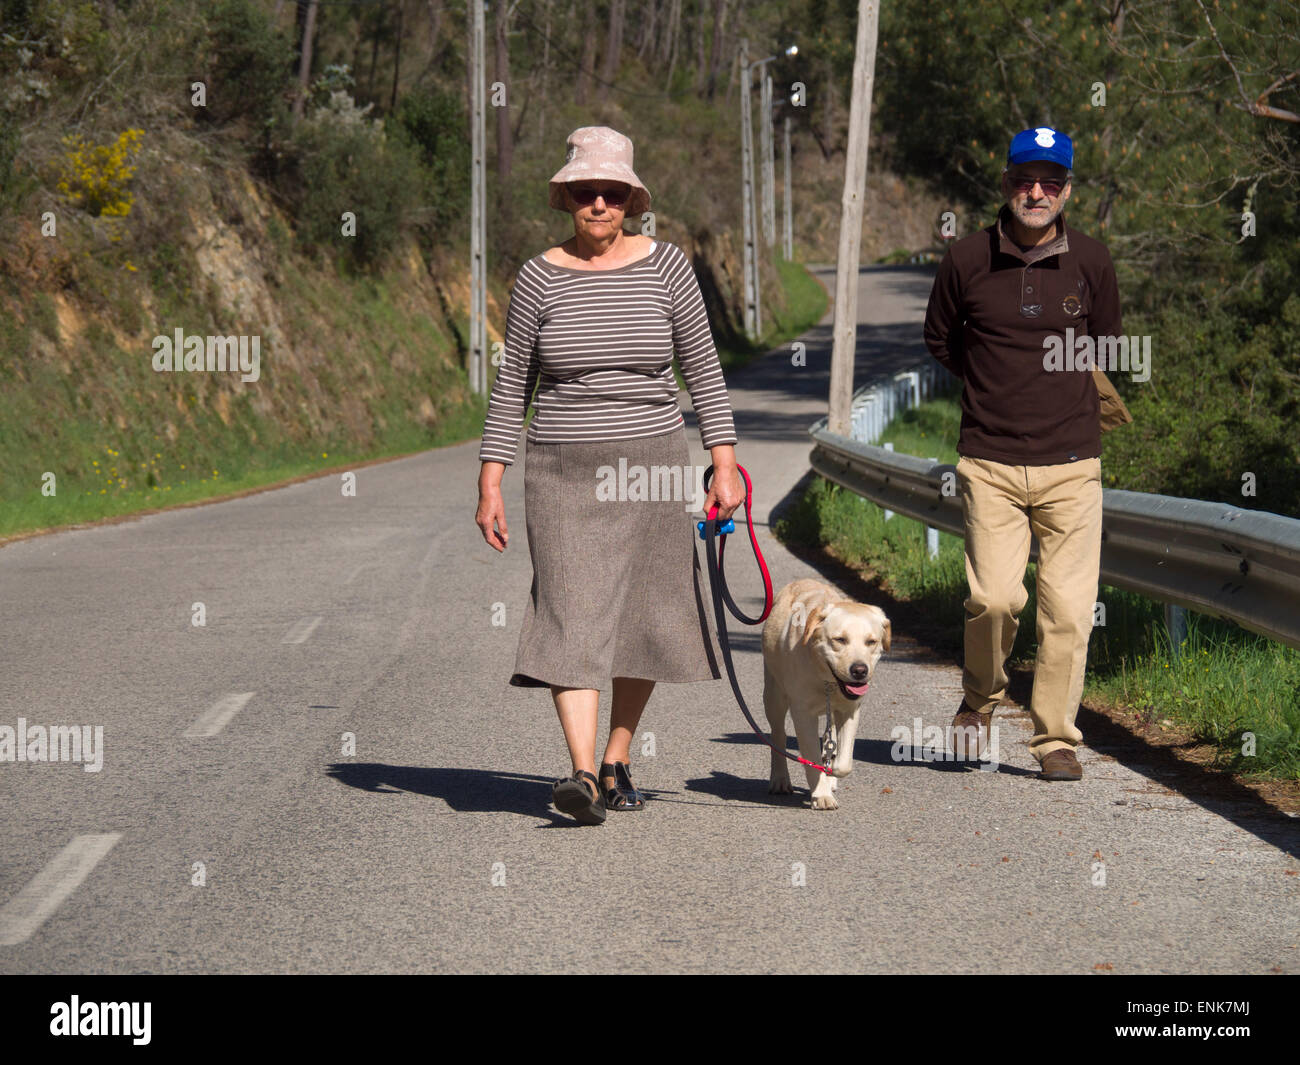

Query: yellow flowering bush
[[57, 128, 144, 217]]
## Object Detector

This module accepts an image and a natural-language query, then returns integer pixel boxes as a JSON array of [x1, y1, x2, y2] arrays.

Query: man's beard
[[1008, 198, 1064, 232]]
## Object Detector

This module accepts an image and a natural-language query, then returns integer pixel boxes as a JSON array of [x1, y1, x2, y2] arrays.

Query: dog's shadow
[[694, 732, 1037, 802]]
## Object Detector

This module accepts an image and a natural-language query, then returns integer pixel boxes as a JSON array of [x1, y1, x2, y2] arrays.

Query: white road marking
[[184, 692, 255, 739], [0, 833, 122, 946], [282, 616, 323, 644]]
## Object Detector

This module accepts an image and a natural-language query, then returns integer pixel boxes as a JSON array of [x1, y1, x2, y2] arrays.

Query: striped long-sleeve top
[[477, 240, 738, 466]]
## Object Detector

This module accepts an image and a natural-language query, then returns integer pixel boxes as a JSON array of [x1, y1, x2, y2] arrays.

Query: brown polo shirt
[[922, 206, 1124, 465]]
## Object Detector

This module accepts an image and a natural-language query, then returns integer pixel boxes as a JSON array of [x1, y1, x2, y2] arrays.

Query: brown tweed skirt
[[510, 425, 722, 690]]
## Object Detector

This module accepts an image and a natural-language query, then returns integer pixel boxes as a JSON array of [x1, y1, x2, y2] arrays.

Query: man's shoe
[[949, 701, 991, 760], [1039, 749, 1083, 780]]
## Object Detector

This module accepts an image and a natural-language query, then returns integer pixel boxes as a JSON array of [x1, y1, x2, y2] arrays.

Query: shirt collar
[[996, 204, 1069, 264]]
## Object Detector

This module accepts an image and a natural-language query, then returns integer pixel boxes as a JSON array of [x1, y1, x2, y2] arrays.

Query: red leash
[[701, 464, 832, 775]]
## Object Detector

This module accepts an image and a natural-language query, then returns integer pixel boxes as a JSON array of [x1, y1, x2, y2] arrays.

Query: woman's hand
[[477, 463, 509, 552], [702, 461, 745, 522]]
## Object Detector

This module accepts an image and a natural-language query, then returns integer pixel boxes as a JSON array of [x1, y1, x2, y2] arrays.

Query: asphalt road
[[1, 263, 1296, 974]]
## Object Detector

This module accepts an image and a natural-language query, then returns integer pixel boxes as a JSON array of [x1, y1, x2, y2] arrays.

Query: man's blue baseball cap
[[1007, 126, 1073, 169]]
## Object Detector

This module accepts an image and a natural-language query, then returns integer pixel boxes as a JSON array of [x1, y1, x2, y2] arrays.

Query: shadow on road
[[1001, 673, 1300, 860], [708, 730, 1037, 778], [326, 762, 616, 827], [683, 736, 1037, 809]]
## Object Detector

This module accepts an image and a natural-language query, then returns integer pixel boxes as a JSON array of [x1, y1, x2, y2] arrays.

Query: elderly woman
[[475, 125, 745, 825]]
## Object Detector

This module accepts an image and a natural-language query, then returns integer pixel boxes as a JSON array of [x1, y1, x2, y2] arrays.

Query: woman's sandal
[[552, 770, 607, 825], [599, 761, 646, 811]]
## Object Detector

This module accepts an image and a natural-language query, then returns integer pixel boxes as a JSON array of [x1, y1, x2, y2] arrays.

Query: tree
[[292, 0, 318, 121], [598, 0, 625, 105]]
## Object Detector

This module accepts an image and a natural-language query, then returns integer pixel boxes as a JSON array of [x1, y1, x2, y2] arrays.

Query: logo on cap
[[1008, 126, 1073, 168]]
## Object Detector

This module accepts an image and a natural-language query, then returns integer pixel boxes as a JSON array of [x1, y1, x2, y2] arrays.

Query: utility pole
[[469, 0, 487, 394], [828, 0, 879, 436], [782, 115, 793, 260], [739, 38, 760, 340], [738, 42, 797, 339], [761, 69, 775, 246]]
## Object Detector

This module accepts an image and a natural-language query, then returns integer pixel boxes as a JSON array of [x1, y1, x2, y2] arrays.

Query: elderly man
[[923, 126, 1131, 780]]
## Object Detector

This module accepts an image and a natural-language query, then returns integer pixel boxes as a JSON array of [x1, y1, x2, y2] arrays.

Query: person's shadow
[[326, 762, 682, 828]]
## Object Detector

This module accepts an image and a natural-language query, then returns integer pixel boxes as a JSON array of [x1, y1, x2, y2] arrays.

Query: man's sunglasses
[[567, 184, 630, 207], [1010, 176, 1067, 197]]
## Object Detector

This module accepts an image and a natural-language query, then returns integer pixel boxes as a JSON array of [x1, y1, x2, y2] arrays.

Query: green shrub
[[0, 114, 30, 214], [282, 92, 424, 270], [1103, 294, 1300, 517], [204, 0, 294, 125], [392, 86, 471, 238], [0, 0, 110, 88]]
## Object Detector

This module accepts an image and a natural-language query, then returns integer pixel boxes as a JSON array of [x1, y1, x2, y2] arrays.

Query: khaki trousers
[[956, 455, 1102, 761]]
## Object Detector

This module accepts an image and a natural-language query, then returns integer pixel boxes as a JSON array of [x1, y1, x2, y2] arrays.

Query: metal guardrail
[[845, 362, 956, 445], [807, 376, 1300, 652]]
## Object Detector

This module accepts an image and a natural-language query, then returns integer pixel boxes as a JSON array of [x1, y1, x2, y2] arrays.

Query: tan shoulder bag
[[1093, 369, 1133, 432]]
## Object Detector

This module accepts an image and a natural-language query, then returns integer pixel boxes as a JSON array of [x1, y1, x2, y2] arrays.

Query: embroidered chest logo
[[1063, 278, 1086, 317]]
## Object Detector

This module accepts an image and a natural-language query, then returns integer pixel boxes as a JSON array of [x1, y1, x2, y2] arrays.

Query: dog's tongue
[[843, 681, 869, 696]]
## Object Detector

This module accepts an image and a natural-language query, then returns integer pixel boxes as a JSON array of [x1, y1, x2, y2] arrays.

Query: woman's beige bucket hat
[[548, 126, 652, 216]]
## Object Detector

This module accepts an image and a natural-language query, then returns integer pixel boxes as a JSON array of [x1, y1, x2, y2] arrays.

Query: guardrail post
[[901, 370, 920, 409], [1165, 603, 1188, 661], [926, 456, 939, 559], [882, 443, 894, 520]]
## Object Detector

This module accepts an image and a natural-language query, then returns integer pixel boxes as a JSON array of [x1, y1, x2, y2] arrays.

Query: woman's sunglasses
[[567, 184, 630, 207], [1010, 176, 1067, 197]]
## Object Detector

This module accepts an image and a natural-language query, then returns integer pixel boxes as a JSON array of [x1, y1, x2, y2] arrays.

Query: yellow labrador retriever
[[762, 579, 890, 809]]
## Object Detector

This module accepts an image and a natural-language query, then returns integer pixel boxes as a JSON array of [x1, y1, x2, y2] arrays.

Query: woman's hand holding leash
[[702, 451, 745, 520]]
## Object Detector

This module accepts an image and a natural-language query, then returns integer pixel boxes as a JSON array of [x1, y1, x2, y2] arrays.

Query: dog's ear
[[799, 603, 829, 646], [881, 616, 892, 653]]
